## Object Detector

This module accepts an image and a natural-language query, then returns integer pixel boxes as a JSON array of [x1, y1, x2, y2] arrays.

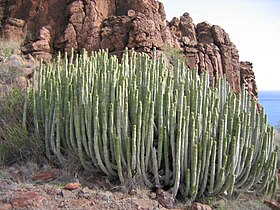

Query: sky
[[160, 0, 280, 90]]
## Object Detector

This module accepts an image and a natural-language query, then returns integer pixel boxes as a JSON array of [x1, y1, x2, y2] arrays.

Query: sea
[[258, 91, 280, 128]]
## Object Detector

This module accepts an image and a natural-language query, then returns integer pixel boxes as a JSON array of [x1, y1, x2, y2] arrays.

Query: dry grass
[[0, 87, 44, 166], [0, 39, 25, 94], [0, 38, 44, 166], [0, 38, 22, 58], [214, 198, 271, 210], [162, 44, 186, 68]]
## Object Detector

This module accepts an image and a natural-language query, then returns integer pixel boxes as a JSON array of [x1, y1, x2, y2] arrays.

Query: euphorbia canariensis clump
[[23, 48, 277, 200]]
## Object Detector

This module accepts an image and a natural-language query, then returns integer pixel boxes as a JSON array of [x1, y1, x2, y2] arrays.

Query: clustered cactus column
[[24, 48, 277, 200]]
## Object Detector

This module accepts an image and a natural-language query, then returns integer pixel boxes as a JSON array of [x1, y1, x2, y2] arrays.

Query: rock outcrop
[[0, 0, 258, 98], [22, 26, 52, 61], [170, 16, 242, 94], [240, 61, 258, 98]]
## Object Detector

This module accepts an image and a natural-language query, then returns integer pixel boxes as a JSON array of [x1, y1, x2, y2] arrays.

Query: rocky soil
[[0, 161, 214, 210], [0, 161, 278, 210]]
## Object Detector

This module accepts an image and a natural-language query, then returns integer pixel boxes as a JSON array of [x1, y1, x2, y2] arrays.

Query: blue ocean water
[[258, 91, 280, 127]]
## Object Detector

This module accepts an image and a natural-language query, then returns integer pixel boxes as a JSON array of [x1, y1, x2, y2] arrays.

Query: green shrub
[[162, 44, 186, 67], [0, 88, 43, 165], [26, 49, 277, 200]]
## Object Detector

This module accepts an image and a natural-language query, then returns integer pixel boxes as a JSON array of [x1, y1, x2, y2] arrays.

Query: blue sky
[[160, 0, 280, 90]]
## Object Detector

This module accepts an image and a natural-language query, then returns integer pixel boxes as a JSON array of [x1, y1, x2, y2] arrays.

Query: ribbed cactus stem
[[209, 141, 217, 194], [101, 104, 117, 177], [152, 147, 160, 187], [22, 80, 30, 130], [217, 119, 225, 173], [172, 130, 182, 197], [145, 101, 155, 169], [164, 125, 170, 186], [114, 136, 124, 184], [32, 72, 39, 137], [184, 168, 190, 198], [190, 144, 198, 196], [199, 137, 213, 196], [235, 146, 254, 188], [136, 101, 142, 176], [131, 125, 137, 172], [93, 95, 111, 176], [126, 137, 132, 179], [157, 126, 164, 168]]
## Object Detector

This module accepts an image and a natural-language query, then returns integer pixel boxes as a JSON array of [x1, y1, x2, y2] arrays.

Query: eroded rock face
[[2, 17, 26, 40], [56, 0, 117, 53], [22, 26, 52, 61], [170, 17, 242, 93], [240, 61, 258, 99], [0, 0, 258, 97]]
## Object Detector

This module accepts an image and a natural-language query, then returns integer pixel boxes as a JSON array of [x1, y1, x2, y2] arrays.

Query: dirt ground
[[0, 161, 186, 210], [0, 161, 276, 210]]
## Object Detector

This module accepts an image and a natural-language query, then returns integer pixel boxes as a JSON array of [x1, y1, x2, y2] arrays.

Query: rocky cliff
[[0, 0, 257, 98]]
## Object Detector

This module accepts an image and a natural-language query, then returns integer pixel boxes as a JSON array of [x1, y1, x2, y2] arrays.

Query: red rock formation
[[0, 0, 258, 97], [240, 61, 258, 98], [169, 16, 242, 93], [22, 26, 52, 61], [2, 18, 26, 40]]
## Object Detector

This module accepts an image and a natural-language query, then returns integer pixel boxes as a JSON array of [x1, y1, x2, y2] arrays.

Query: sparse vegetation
[[162, 44, 186, 67], [0, 88, 44, 165], [0, 39, 22, 58], [0, 39, 44, 166], [0, 39, 25, 94]]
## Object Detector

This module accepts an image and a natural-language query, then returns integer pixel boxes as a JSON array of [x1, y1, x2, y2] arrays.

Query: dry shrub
[[162, 44, 186, 67], [0, 39, 25, 94], [0, 88, 44, 165], [0, 38, 22, 58]]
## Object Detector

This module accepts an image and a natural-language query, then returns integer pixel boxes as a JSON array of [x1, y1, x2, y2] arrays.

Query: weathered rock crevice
[[0, 0, 258, 98]]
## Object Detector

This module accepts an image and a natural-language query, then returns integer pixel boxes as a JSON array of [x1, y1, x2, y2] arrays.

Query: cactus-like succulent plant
[[24, 48, 277, 200]]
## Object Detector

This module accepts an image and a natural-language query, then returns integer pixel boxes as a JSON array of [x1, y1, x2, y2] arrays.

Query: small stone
[[133, 199, 159, 210], [32, 172, 55, 182], [186, 202, 212, 210], [182, 36, 190, 45], [0, 202, 12, 210], [9, 191, 44, 208], [42, 185, 61, 196], [156, 189, 174, 208], [100, 191, 113, 202], [113, 191, 127, 200], [64, 183, 81, 190], [7, 17, 25, 27], [150, 192, 157, 199], [264, 200, 280, 210], [127, 10, 136, 17], [128, 188, 137, 195]]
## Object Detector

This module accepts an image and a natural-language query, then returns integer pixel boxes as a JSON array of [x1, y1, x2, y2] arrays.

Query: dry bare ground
[[0, 161, 180, 210], [0, 161, 276, 210]]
